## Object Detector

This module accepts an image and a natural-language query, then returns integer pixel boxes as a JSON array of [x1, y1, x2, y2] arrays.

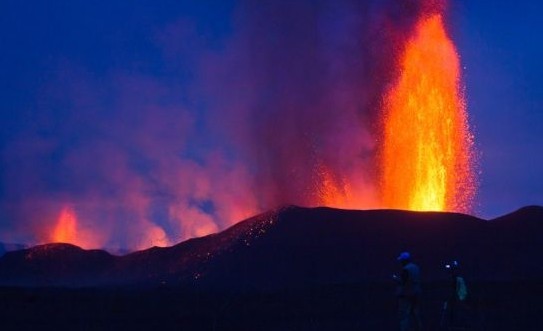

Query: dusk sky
[[1, 0, 542, 249]]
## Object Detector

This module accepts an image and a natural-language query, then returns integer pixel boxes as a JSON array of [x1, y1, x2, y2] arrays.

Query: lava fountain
[[316, 163, 353, 209], [51, 205, 78, 244], [380, 12, 475, 212]]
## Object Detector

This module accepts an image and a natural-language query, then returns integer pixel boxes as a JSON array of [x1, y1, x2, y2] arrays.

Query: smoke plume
[[0, 0, 442, 250]]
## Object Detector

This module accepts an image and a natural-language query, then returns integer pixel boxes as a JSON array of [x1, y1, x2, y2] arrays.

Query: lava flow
[[380, 12, 475, 212]]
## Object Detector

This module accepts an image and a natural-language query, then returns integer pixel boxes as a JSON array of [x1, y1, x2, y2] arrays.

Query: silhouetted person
[[393, 251, 422, 331], [440, 260, 468, 329]]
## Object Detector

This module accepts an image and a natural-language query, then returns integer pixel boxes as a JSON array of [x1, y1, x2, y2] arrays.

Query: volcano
[[1, 206, 542, 288], [1, 206, 543, 330]]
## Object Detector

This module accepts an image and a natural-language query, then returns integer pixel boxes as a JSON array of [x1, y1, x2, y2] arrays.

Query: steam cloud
[[0, 0, 440, 250]]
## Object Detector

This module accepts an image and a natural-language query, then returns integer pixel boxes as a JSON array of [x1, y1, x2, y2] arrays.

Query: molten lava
[[316, 163, 353, 209], [52, 205, 78, 244], [380, 13, 475, 212]]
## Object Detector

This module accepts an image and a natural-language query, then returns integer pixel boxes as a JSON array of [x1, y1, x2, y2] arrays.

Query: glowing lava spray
[[380, 11, 475, 212], [51, 205, 78, 244]]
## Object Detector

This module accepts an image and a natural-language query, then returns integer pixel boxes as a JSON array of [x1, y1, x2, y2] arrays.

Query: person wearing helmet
[[393, 251, 422, 331], [441, 260, 469, 329]]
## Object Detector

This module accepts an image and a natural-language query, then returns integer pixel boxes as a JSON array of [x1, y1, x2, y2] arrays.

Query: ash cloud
[[0, 0, 429, 250], [202, 0, 429, 209]]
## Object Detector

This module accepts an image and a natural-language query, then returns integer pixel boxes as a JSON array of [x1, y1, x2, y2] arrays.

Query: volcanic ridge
[[0, 206, 542, 288]]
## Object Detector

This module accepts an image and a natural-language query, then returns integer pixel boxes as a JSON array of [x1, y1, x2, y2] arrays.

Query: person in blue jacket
[[393, 251, 422, 331]]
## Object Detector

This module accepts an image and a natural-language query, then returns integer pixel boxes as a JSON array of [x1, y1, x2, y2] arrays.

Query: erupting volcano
[[2, 1, 542, 329], [380, 11, 475, 212], [0, 0, 481, 251]]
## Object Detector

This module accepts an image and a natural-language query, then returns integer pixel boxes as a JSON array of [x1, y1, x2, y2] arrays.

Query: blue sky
[[452, 0, 543, 216]]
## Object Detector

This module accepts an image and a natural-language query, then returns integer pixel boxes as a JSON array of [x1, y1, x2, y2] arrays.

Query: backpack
[[456, 276, 468, 301]]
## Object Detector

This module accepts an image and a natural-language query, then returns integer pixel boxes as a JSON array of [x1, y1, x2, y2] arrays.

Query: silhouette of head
[[397, 251, 411, 265]]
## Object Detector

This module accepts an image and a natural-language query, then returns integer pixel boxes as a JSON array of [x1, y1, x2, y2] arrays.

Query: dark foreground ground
[[1, 281, 542, 331]]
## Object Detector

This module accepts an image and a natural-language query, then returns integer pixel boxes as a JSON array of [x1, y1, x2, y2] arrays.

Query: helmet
[[397, 251, 411, 261]]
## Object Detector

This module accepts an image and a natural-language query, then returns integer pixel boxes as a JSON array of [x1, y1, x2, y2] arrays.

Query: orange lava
[[380, 13, 475, 212], [317, 164, 352, 208], [52, 205, 78, 244]]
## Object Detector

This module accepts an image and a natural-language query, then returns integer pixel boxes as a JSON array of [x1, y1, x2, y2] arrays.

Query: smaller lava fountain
[[51, 205, 78, 244], [316, 163, 353, 209]]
